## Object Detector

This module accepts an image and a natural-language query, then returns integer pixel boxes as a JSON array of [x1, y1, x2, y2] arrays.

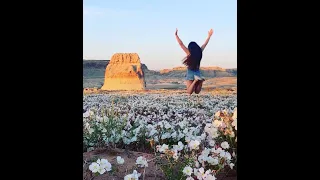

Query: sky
[[83, 0, 237, 70]]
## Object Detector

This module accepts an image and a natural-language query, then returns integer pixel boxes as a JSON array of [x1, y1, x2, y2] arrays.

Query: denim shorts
[[185, 69, 204, 80]]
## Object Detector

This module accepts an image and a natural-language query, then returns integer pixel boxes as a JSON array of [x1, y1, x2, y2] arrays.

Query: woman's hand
[[175, 28, 178, 36], [208, 29, 214, 37], [201, 29, 214, 51]]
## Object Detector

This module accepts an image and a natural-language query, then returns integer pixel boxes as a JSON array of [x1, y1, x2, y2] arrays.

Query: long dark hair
[[182, 41, 202, 70]]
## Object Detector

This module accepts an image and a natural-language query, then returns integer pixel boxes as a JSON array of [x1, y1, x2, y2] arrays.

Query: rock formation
[[101, 53, 146, 90]]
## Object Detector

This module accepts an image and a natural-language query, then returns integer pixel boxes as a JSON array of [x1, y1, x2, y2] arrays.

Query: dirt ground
[[83, 148, 237, 180], [84, 87, 237, 96], [84, 77, 237, 91], [83, 148, 165, 180]]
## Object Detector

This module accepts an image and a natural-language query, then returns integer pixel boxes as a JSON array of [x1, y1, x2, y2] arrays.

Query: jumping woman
[[175, 28, 213, 95]]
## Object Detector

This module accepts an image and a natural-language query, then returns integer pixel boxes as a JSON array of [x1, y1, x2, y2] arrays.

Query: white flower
[[206, 127, 219, 138], [103, 116, 109, 123], [96, 159, 101, 164], [195, 161, 200, 168], [204, 124, 212, 133], [83, 111, 90, 118], [172, 144, 179, 151], [172, 150, 179, 160], [100, 160, 112, 171], [124, 174, 133, 180], [219, 151, 228, 159], [201, 133, 207, 140], [204, 170, 213, 179], [202, 148, 211, 156], [188, 140, 200, 150], [198, 154, 207, 163], [205, 174, 216, 180], [149, 128, 158, 137], [183, 128, 189, 134], [176, 141, 184, 151], [164, 122, 172, 129], [230, 131, 235, 137], [212, 120, 222, 128], [99, 159, 110, 168], [117, 156, 125, 164], [154, 136, 159, 142], [183, 166, 193, 176], [229, 163, 235, 169], [97, 165, 106, 174], [157, 121, 164, 128], [178, 121, 186, 128], [209, 140, 215, 147], [161, 132, 171, 139], [158, 144, 169, 153], [194, 168, 199, 177], [212, 147, 222, 154], [88, 128, 94, 134], [96, 116, 103, 122], [147, 124, 154, 129], [136, 156, 148, 167], [225, 152, 232, 160], [178, 131, 185, 139], [171, 131, 177, 138], [232, 151, 236, 157], [207, 157, 219, 165], [211, 131, 219, 138], [221, 141, 230, 149], [89, 162, 99, 173], [185, 136, 192, 143], [196, 167, 210, 180], [131, 136, 137, 142], [130, 170, 141, 179], [206, 156, 214, 164]]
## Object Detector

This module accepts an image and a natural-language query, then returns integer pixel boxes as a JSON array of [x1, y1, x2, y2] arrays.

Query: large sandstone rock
[[101, 53, 146, 90]]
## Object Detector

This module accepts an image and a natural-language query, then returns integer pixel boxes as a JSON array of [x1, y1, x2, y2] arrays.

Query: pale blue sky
[[83, 0, 237, 70]]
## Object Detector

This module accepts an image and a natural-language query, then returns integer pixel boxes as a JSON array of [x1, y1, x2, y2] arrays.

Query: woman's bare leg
[[195, 80, 204, 94], [186, 80, 199, 95]]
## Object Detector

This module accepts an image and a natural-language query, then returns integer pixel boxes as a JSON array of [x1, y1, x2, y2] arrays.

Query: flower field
[[83, 92, 237, 180]]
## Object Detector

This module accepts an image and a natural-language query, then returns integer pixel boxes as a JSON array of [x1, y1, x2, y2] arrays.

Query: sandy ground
[[84, 77, 237, 90]]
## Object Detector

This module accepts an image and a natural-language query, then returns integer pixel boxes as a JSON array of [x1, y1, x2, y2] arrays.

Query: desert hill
[[84, 60, 236, 78], [83, 60, 237, 89]]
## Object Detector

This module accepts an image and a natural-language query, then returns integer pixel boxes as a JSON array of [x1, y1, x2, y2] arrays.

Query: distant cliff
[[84, 60, 150, 78], [158, 66, 237, 78], [83, 60, 237, 79]]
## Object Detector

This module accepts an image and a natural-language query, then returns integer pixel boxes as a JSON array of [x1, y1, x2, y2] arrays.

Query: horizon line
[[83, 59, 236, 71]]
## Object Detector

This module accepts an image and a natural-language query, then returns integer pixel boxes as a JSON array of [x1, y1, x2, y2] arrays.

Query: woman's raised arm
[[175, 28, 190, 55], [201, 29, 214, 51]]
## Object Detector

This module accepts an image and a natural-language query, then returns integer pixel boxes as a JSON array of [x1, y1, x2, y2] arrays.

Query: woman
[[175, 28, 213, 95]]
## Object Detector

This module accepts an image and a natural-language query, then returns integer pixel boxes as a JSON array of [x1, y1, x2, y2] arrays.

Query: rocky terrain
[[83, 59, 237, 89]]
